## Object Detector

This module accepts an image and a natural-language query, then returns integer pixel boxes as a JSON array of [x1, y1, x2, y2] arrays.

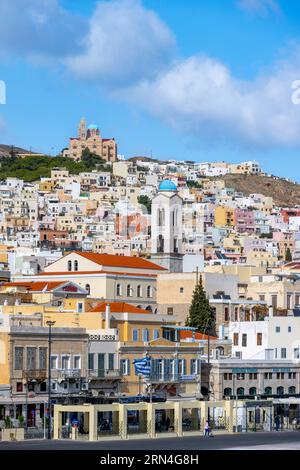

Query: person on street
[[274, 415, 281, 431], [204, 420, 211, 437]]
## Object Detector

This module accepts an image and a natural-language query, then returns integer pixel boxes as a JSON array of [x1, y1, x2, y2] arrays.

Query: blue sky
[[1, 0, 300, 179]]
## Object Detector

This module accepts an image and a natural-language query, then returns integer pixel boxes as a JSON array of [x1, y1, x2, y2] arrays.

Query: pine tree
[[186, 275, 215, 335], [285, 247, 292, 262]]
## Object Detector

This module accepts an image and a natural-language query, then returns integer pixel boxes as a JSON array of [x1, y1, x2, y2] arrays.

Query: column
[[174, 402, 182, 437], [119, 404, 127, 439], [53, 406, 62, 440], [89, 407, 97, 442], [225, 399, 234, 433], [147, 403, 155, 438]]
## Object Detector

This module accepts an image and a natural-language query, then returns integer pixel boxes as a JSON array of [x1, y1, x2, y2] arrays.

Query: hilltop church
[[63, 118, 117, 163]]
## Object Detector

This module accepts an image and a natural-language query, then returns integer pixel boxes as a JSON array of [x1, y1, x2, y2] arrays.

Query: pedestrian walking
[[204, 420, 211, 437], [274, 415, 281, 431]]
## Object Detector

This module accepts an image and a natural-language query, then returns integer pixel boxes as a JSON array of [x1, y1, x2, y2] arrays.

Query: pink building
[[234, 208, 255, 234]]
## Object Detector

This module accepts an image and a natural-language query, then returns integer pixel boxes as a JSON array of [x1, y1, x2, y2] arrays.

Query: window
[[237, 387, 245, 397], [294, 348, 300, 359], [288, 326, 292, 333], [61, 355, 70, 370], [52, 382, 57, 391], [153, 329, 159, 340], [289, 386, 296, 394], [85, 284, 90, 295], [50, 355, 58, 369], [142, 329, 150, 342], [242, 334, 247, 347], [259, 295, 265, 301], [137, 285, 142, 298], [14, 347, 23, 370], [234, 308, 238, 321], [132, 329, 139, 342], [233, 333, 239, 346], [147, 285, 152, 298], [277, 386, 284, 396], [237, 373, 245, 380], [167, 307, 173, 315], [179, 287, 184, 294], [257, 333, 262, 346], [275, 326, 280, 333], [16, 382, 23, 392], [27, 347, 36, 371], [39, 347, 47, 370], [74, 260, 78, 271], [108, 353, 114, 370], [88, 353, 94, 370], [271, 295, 277, 308], [287, 294, 293, 310], [178, 359, 186, 376], [127, 285, 132, 297], [40, 382, 47, 392], [68, 260, 72, 271], [224, 308, 229, 322], [224, 388, 232, 397], [288, 372, 296, 379], [249, 387, 257, 396], [121, 359, 130, 376], [116, 284, 122, 296], [249, 373, 257, 380], [281, 348, 287, 359], [277, 372, 284, 379], [190, 359, 198, 375], [77, 302, 83, 313], [265, 386, 272, 395], [74, 356, 81, 369]]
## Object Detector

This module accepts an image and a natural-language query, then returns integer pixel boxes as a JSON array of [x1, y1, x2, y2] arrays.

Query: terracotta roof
[[37, 270, 157, 278], [72, 251, 166, 271], [179, 330, 218, 341], [90, 302, 149, 314], [2, 281, 64, 292]]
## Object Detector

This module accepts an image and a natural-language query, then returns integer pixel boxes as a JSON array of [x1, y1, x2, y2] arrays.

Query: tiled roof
[[2, 281, 64, 292], [90, 302, 149, 314], [180, 330, 217, 341], [73, 251, 166, 271]]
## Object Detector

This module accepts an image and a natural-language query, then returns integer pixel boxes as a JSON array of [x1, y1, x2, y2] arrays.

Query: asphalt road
[[1, 431, 300, 450]]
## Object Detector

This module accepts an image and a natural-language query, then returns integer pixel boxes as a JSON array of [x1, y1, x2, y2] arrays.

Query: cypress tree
[[186, 275, 215, 335], [285, 247, 292, 262]]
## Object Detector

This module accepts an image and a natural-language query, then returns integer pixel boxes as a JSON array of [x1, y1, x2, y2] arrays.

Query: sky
[[1, 0, 300, 179]]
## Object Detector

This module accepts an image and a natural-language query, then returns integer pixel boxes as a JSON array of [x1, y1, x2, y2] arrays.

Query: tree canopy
[[186, 275, 216, 335]]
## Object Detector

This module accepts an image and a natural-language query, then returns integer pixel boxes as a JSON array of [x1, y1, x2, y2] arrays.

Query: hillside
[[219, 174, 300, 207], [0, 144, 35, 158]]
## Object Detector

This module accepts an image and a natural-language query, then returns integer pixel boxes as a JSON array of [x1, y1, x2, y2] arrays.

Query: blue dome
[[88, 124, 98, 130], [159, 179, 177, 191]]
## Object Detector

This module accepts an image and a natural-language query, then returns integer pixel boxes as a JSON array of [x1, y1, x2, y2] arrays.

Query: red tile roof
[[90, 302, 149, 314], [2, 281, 64, 292], [73, 251, 166, 271], [180, 330, 218, 341]]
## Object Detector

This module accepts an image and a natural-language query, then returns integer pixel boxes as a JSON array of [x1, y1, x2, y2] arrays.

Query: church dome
[[88, 124, 98, 130], [159, 179, 177, 191]]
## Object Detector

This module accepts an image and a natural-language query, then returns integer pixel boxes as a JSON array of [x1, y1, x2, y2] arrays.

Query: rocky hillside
[[0, 144, 33, 158], [219, 174, 300, 207]]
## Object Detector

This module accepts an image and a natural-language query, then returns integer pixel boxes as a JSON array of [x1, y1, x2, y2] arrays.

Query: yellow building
[[214, 206, 235, 227]]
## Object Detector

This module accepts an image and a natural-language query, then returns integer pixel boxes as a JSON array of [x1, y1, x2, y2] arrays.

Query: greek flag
[[133, 356, 151, 377]]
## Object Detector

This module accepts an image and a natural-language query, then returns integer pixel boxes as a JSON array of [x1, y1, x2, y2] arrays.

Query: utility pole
[[46, 320, 56, 440]]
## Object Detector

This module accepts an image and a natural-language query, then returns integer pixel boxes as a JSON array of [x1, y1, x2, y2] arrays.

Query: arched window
[[288, 386, 296, 395], [127, 285, 132, 297], [264, 386, 272, 395], [146, 305, 152, 312], [237, 387, 245, 397], [157, 235, 164, 253], [137, 285, 142, 298], [116, 284, 122, 296], [85, 284, 90, 295], [216, 346, 224, 356], [277, 386, 284, 396], [224, 388, 232, 397], [74, 260, 78, 272], [249, 387, 257, 396], [147, 285, 152, 298], [158, 208, 165, 227], [68, 260, 72, 272]]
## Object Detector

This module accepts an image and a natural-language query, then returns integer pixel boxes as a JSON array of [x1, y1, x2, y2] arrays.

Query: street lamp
[[46, 320, 56, 440]]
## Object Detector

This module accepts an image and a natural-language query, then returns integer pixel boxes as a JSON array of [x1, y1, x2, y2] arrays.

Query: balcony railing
[[18, 369, 47, 380], [88, 369, 122, 379], [56, 368, 82, 379], [149, 373, 199, 383]]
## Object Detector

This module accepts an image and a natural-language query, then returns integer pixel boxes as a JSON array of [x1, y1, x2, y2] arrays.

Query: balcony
[[149, 374, 199, 383], [14, 369, 47, 381], [55, 368, 82, 379], [88, 369, 122, 380]]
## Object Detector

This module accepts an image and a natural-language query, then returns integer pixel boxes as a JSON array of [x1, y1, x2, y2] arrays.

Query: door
[[98, 354, 105, 378]]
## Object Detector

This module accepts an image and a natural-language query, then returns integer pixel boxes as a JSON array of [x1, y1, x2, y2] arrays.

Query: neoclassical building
[[63, 118, 117, 163]]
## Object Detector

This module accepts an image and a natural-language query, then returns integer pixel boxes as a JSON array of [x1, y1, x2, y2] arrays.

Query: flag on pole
[[133, 356, 151, 377]]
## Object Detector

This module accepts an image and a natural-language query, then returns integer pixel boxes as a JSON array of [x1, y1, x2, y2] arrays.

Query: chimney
[[269, 306, 273, 317], [105, 303, 110, 330]]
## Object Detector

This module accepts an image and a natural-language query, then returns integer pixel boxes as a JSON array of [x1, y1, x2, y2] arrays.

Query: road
[[1, 431, 300, 450]]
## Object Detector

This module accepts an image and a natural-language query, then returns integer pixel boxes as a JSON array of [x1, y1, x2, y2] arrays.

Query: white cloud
[[237, 0, 280, 16], [66, 0, 176, 87], [0, 0, 87, 61], [121, 51, 300, 148]]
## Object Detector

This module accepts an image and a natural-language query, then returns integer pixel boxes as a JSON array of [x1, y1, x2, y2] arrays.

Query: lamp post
[[46, 320, 56, 440]]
